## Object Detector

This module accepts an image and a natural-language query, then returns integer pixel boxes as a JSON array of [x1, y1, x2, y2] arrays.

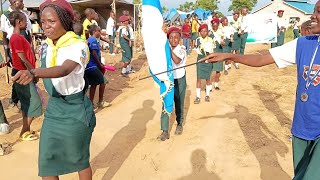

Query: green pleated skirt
[[120, 41, 132, 63], [232, 32, 241, 51], [38, 92, 96, 177], [212, 44, 223, 72], [197, 54, 213, 80]]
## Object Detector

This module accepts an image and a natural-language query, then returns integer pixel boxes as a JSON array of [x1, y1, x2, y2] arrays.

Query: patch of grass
[[285, 27, 295, 43]]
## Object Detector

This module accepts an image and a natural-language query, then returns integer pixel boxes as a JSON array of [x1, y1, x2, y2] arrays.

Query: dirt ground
[[0, 43, 297, 180]]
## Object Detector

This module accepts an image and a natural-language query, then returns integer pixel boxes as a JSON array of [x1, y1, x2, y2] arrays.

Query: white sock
[[225, 65, 229, 71], [235, 63, 239, 67], [128, 64, 132, 70], [209, 85, 213, 91], [228, 64, 232, 68], [206, 85, 211, 96], [214, 82, 219, 88], [122, 68, 127, 74], [196, 88, 201, 98]]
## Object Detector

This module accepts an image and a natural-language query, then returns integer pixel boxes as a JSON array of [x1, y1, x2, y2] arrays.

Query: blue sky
[[159, 0, 318, 15]]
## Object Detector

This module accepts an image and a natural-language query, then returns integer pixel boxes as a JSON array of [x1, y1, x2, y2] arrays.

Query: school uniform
[[210, 29, 223, 72], [239, 15, 249, 55], [119, 26, 132, 63], [196, 36, 214, 80], [221, 25, 234, 53], [230, 18, 241, 51], [269, 35, 320, 179], [191, 19, 199, 40], [85, 36, 107, 86], [38, 40, 96, 176], [272, 16, 287, 48], [161, 45, 187, 131], [9, 33, 42, 118], [293, 20, 300, 39]]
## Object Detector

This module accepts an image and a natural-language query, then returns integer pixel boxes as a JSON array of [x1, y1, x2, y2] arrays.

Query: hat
[[119, 15, 129, 22], [40, 0, 74, 19], [198, 24, 208, 32], [167, 27, 180, 38], [211, 18, 220, 25], [278, 10, 284, 13]]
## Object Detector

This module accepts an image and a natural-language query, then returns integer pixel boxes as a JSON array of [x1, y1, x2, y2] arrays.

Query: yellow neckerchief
[[199, 36, 215, 53], [46, 31, 88, 67]]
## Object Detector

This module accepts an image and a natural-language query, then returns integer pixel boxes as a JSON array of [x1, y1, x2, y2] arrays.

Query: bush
[[285, 27, 294, 43]]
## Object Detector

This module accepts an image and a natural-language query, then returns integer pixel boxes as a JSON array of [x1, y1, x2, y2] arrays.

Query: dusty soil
[[0, 43, 297, 180]]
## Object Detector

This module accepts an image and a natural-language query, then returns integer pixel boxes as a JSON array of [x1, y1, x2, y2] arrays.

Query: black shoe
[[121, 73, 128, 78], [205, 96, 210, 102], [158, 131, 169, 141], [214, 86, 220, 90], [175, 125, 183, 135]]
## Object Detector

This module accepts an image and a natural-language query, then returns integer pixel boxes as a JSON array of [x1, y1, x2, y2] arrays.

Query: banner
[[142, 0, 174, 114]]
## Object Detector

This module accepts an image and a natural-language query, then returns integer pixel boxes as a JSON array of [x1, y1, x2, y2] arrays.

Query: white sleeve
[[173, 45, 186, 63], [121, 28, 128, 36], [0, 14, 7, 32], [269, 39, 297, 68], [66, 42, 88, 74]]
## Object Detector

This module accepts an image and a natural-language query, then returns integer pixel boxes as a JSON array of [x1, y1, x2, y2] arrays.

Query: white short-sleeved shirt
[[0, 8, 32, 39], [172, 45, 187, 79], [240, 15, 249, 32], [269, 39, 297, 68], [45, 42, 88, 95], [222, 25, 234, 39], [129, 25, 134, 40], [277, 17, 288, 30], [106, 17, 115, 36]]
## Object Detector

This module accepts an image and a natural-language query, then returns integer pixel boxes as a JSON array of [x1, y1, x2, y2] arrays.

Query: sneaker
[[214, 86, 220, 90], [205, 96, 210, 102], [194, 97, 201, 104], [175, 125, 183, 135], [0, 123, 10, 135], [97, 101, 112, 109], [224, 70, 228, 75], [158, 131, 169, 141], [121, 73, 129, 78], [126, 69, 136, 74]]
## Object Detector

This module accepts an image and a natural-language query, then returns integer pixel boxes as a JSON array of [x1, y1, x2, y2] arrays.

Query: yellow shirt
[[81, 18, 93, 40], [191, 20, 199, 33]]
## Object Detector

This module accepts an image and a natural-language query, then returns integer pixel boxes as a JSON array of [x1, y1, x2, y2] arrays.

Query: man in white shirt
[[272, 10, 288, 47], [239, 7, 249, 55], [106, 11, 116, 55], [293, 17, 301, 39]]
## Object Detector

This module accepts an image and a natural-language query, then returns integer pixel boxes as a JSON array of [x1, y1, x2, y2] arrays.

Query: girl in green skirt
[[221, 17, 234, 75], [118, 15, 133, 78], [13, 0, 96, 179], [194, 24, 214, 104], [230, 11, 241, 69], [210, 19, 224, 90]]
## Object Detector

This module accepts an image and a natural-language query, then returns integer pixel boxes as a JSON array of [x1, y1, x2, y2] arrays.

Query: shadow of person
[[91, 100, 156, 180], [253, 85, 291, 129], [177, 149, 220, 180], [210, 105, 291, 180]]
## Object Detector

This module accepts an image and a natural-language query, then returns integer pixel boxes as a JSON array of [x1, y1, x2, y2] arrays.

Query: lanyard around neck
[[306, 36, 320, 90]]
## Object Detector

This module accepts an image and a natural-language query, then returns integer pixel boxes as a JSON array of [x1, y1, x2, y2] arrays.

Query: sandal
[[20, 131, 38, 141]]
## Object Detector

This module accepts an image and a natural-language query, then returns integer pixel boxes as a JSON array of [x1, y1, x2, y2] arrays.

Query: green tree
[[195, 0, 218, 11], [162, 6, 168, 13], [228, 0, 257, 12], [133, 0, 142, 4], [177, 1, 196, 12]]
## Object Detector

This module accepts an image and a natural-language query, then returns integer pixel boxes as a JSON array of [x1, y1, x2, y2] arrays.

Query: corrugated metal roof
[[284, 1, 315, 14]]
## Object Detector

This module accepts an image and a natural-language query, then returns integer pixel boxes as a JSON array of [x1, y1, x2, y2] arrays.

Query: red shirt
[[182, 24, 191, 38], [10, 33, 35, 70]]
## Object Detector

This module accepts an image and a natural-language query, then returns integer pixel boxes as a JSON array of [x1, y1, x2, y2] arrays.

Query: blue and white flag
[[142, 0, 174, 114]]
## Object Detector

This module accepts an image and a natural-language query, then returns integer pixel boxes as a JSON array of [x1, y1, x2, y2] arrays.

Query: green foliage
[[162, 6, 168, 13], [195, 0, 218, 11], [285, 27, 294, 43], [133, 0, 142, 4], [228, 0, 257, 12], [177, 1, 196, 12]]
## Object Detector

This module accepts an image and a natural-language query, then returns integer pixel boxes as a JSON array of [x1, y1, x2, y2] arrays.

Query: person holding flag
[[142, 0, 175, 141]]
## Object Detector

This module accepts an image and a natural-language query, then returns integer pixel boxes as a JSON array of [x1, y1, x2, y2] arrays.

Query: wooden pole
[[0, 0, 3, 14]]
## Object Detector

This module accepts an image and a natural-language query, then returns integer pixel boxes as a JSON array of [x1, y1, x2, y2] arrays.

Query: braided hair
[[41, 4, 73, 31], [8, 10, 25, 27]]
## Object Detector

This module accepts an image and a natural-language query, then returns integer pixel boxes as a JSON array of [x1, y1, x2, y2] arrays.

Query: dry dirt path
[[0, 44, 297, 180]]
